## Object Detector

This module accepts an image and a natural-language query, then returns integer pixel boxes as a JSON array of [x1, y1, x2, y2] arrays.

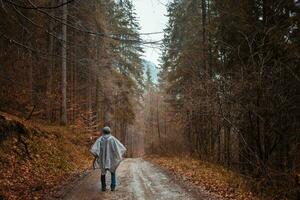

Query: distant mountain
[[142, 59, 159, 83]]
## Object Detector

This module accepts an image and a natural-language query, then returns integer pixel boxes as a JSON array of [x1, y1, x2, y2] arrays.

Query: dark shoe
[[111, 187, 115, 191], [101, 174, 106, 192]]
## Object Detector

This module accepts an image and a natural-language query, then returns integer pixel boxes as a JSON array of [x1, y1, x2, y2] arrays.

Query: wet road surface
[[63, 158, 218, 200]]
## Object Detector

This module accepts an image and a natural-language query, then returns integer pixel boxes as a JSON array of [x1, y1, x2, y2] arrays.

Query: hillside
[[0, 112, 91, 200], [142, 59, 159, 83]]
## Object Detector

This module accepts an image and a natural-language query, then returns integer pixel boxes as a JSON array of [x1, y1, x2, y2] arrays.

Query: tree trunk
[[61, 0, 68, 125], [46, 2, 55, 122], [156, 95, 161, 149]]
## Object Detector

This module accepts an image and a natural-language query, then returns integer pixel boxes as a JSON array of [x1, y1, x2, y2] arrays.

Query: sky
[[133, 0, 169, 66]]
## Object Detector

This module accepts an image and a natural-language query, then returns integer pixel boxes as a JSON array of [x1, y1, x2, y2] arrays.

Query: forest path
[[63, 158, 219, 200]]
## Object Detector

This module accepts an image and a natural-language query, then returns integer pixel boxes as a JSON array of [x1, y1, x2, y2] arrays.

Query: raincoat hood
[[90, 134, 126, 172]]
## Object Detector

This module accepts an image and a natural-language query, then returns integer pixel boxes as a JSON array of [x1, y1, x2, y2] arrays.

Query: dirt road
[[63, 158, 219, 200]]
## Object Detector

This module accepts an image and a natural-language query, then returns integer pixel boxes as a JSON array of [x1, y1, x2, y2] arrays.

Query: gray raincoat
[[90, 134, 126, 172]]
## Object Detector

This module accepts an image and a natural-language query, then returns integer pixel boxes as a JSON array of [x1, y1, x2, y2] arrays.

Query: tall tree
[[151, 0, 300, 198], [61, 0, 68, 125]]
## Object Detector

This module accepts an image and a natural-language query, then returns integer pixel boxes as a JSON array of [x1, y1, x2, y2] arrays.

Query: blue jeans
[[101, 170, 116, 190]]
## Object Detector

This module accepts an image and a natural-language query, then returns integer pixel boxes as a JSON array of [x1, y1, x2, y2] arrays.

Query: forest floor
[[146, 155, 257, 200], [0, 112, 92, 200]]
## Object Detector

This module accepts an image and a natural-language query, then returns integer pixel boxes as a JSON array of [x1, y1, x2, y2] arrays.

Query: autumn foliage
[[0, 112, 91, 199], [147, 155, 258, 200]]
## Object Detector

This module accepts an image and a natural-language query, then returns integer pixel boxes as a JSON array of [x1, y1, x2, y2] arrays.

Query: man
[[90, 126, 126, 191]]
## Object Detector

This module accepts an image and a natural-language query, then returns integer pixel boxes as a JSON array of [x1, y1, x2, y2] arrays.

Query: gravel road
[[63, 158, 219, 200]]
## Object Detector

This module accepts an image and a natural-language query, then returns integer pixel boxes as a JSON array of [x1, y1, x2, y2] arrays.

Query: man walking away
[[90, 126, 126, 191]]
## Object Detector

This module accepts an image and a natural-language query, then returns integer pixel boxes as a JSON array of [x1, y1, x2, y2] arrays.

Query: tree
[[0, 0, 145, 156], [61, 0, 68, 125], [153, 0, 300, 198]]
